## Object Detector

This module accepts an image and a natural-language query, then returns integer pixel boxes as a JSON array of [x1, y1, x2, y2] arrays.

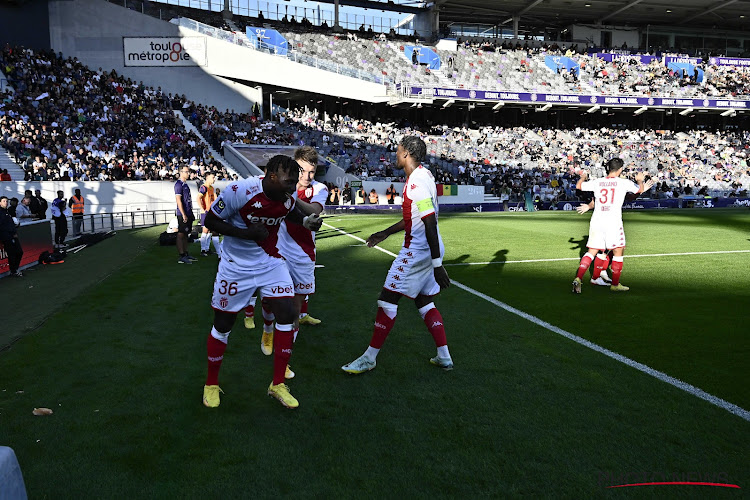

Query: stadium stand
[[0, 45, 237, 182]]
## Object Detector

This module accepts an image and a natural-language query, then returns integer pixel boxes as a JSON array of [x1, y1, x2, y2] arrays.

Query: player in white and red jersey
[[198, 172, 220, 256], [201, 155, 322, 410], [572, 157, 654, 293], [342, 136, 454, 375], [244, 147, 328, 358]]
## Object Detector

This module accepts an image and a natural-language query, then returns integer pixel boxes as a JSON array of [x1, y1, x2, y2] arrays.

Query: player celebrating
[[278, 146, 328, 328], [572, 158, 654, 294], [201, 155, 322, 410], [198, 172, 220, 256], [342, 136, 453, 374]]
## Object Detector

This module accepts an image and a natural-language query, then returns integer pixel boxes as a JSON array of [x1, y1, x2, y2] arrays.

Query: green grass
[[1, 209, 749, 498]]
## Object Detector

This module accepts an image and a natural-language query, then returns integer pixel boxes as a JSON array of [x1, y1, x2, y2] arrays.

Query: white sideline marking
[[323, 222, 750, 422], [444, 249, 750, 266]]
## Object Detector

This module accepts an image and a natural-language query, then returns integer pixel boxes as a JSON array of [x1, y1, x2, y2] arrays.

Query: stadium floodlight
[[679, 107, 694, 116], [720, 109, 736, 117], [634, 106, 648, 115], [493, 102, 504, 110], [538, 103, 552, 112], [587, 105, 600, 114], [443, 99, 455, 108]]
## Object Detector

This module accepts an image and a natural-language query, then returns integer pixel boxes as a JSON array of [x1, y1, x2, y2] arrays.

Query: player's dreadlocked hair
[[606, 157, 625, 174], [294, 146, 318, 166], [265, 155, 300, 176], [399, 135, 427, 164]]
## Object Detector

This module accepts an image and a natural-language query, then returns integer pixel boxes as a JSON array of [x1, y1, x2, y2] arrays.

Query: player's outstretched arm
[[422, 213, 450, 289], [366, 219, 405, 247], [205, 210, 268, 241]]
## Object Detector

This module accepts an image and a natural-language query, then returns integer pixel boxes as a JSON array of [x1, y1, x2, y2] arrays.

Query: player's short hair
[[606, 157, 625, 174], [265, 155, 299, 176], [294, 146, 318, 166], [399, 136, 426, 163]]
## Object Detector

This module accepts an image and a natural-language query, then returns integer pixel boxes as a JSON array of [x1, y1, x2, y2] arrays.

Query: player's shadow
[[492, 249, 509, 265], [445, 254, 471, 265], [315, 229, 362, 240], [569, 235, 589, 259]]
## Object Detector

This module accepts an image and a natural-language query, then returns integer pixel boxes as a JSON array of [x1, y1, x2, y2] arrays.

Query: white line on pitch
[[322, 222, 750, 423], [444, 249, 750, 266]]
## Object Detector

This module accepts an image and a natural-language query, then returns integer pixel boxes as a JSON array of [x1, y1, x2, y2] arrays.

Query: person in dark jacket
[[0, 196, 24, 277]]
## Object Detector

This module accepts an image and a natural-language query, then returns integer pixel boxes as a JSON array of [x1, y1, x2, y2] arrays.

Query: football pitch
[[1, 208, 749, 497]]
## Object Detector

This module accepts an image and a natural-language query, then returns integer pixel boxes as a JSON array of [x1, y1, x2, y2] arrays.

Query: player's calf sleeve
[[272, 323, 294, 385], [593, 253, 609, 279], [245, 304, 255, 318], [206, 327, 230, 386], [370, 300, 397, 349], [199, 233, 207, 251], [419, 303, 448, 348], [611, 256, 624, 286], [576, 253, 594, 279], [300, 296, 309, 316]]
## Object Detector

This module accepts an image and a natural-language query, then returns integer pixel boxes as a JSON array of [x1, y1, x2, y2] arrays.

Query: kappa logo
[[393, 275, 401, 281], [431, 321, 443, 328], [231, 184, 239, 192], [410, 184, 416, 190], [397, 266, 405, 272], [401, 259, 409, 264], [406, 251, 413, 257], [389, 283, 397, 289], [253, 201, 263, 209]]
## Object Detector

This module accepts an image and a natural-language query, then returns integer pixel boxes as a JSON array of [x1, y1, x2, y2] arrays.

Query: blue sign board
[[246, 26, 288, 56]]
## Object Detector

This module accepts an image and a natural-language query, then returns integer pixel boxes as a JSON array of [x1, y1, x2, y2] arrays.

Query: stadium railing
[[70, 209, 199, 234], [171, 17, 388, 84]]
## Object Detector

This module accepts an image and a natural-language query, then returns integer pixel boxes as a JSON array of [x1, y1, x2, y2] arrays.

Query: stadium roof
[[435, 0, 750, 32]]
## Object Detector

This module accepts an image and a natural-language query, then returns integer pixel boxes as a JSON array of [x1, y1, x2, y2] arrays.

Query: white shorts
[[382, 245, 442, 299], [286, 259, 316, 295], [587, 222, 626, 251], [211, 259, 294, 313]]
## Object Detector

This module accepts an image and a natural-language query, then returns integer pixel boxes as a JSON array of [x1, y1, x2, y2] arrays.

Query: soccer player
[[576, 201, 612, 287], [201, 155, 322, 410], [278, 146, 328, 328], [342, 136, 453, 374], [198, 172, 220, 256], [572, 158, 654, 293]]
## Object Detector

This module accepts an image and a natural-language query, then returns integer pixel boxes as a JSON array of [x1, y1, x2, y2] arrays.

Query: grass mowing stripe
[[444, 249, 750, 266], [323, 222, 750, 423]]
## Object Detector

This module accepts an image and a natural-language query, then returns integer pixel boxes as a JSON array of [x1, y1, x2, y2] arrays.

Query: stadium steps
[[173, 110, 238, 177], [0, 146, 26, 181], [483, 193, 500, 203], [428, 68, 455, 88]]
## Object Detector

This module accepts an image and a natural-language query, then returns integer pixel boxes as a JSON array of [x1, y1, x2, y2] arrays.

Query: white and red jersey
[[210, 177, 295, 271], [402, 165, 442, 250], [581, 176, 640, 226], [278, 180, 328, 263]]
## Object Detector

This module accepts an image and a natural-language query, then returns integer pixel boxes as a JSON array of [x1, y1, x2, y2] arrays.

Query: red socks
[[592, 253, 610, 279], [423, 307, 447, 347], [300, 297, 309, 316], [206, 329, 228, 386], [245, 304, 254, 318], [576, 253, 595, 279], [611, 256, 624, 286], [272, 324, 294, 385], [370, 307, 397, 349]]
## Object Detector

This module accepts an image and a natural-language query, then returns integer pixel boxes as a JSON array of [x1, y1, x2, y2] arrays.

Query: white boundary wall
[[1, 180, 483, 215]]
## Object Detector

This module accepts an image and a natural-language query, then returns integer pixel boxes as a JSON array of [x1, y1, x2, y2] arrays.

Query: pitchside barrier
[[324, 197, 750, 214]]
